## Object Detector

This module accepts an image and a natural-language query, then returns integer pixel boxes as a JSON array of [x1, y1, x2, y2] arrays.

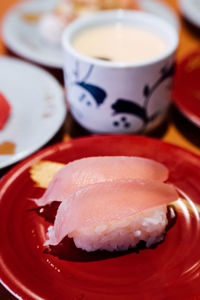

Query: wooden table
[[0, 0, 200, 299]]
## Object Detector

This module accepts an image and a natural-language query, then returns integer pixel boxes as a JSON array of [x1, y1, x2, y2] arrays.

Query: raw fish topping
[[35, 156, 169, 206], [46, 179, 178, 246]]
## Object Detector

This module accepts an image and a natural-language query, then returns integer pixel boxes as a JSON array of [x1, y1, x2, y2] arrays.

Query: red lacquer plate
[[0, 135, 200, 300], [173, 50, 200, 127]]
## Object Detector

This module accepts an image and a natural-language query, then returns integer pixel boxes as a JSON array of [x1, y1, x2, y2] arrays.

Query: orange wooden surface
[[0, 0, 20, 54], [0, 0, 199, 156]]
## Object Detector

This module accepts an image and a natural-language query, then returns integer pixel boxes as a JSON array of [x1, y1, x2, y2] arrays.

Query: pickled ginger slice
[[30, 160, 64, 188], [46, 179, 178, 247], [35, 156, 169, 206]]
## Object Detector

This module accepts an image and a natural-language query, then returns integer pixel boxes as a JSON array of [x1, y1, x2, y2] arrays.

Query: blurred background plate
[[0, 56, 66, 169], [2, 0, 179, 69], [139, 0, 179, 30], [173, 50, 200, 128], [2, 0, 61, 68], [179, 0, 200, 28]]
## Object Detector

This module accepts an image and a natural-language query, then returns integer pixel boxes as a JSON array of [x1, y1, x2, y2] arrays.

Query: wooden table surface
[[0, 0, 200, 299]]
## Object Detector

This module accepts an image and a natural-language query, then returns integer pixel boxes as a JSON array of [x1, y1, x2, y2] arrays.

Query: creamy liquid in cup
[[72, 23, 168, 63]]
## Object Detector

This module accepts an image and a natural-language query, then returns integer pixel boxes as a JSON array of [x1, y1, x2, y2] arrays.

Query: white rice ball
[[69, 205, 168, 252]]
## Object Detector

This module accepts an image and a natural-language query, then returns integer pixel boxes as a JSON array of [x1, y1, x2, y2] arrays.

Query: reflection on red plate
[[173, 50, 200, 127], [0, 135, 200, 300]]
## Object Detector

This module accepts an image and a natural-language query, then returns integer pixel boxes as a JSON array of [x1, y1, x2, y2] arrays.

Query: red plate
[[173, 49, 200, 127], [0, 135, 200, 300]]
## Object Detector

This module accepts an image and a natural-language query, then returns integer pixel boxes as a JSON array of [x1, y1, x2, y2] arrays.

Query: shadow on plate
[[31, 203, 176, 262], [171, 105, 200, 149]]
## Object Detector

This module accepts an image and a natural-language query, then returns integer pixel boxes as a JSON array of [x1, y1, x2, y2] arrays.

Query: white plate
[[2, 0, 179, 69], [139, 0, 179, 30], [179, 0, 200, 28], [0, 56, 66, 169], [2, 0, 62, 68]]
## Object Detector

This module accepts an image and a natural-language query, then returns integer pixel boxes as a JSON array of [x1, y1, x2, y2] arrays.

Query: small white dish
[[0, 56, 66, 169], [2, 0, 179, 69], [179, 0, 200, 28], [139, 0, 179, 30], [2, 0, 62, 68]]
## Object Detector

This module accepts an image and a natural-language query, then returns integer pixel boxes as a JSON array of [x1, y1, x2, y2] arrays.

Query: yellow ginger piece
[[30, 160, 64, 189]]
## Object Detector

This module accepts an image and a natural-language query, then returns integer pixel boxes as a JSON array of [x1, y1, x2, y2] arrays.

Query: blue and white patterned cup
[[62, 10, 178, 133]]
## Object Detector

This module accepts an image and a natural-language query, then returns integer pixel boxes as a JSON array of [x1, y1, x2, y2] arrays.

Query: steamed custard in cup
[[72, 24, 168, 63], [62, 10, 179, 133]]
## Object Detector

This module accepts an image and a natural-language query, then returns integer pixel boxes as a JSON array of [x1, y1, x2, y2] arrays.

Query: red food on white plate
[[0, 93, 11, 130]]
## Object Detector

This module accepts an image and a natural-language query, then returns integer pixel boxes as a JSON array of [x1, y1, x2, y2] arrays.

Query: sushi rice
[[46, 205, 168, 252]]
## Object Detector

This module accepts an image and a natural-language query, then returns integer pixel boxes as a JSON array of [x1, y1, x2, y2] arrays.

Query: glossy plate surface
[[2, 0, 178, 68], [0, 57, 66, 168], [173, 50, 200, 127], [0, 135, 200, 300]]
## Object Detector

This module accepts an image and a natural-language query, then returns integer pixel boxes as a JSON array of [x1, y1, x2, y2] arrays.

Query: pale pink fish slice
[[47, 179, 178, 246], [35, 156, 169, 206]]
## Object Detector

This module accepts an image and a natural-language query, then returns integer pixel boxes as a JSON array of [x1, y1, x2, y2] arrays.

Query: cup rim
[[62, 9, 179, 68]]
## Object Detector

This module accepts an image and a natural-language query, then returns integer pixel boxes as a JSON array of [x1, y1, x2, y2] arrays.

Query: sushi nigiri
[[35, 156, 169, 206], [46, 179, 178, 252]]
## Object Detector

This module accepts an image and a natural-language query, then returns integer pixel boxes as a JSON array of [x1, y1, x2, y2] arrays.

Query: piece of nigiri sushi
[[35, 156, 169, 206], [46, 179, 178, 251]]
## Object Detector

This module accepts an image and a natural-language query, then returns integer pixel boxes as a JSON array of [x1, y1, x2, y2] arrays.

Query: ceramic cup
[[62, 10, 179, 133]]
